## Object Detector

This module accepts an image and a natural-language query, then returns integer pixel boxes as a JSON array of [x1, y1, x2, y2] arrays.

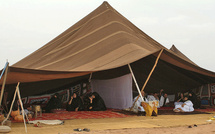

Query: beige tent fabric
[[2, 67, 91, 84], [1, 1, 214, 85], [158, 50, 215, 77], [169, 45, 198, 66], [12, 2, 162, 72]]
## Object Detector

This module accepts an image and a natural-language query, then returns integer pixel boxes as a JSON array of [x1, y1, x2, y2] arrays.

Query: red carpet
[[11, 108, 215, 122], [28, 109, 132, 121], [158, 107, 215, 112], [195, 108, 215, 112]]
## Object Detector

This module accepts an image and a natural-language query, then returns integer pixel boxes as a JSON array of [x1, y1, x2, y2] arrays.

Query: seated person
[[66, 92, 83, 111], [188, 91, 200, 109], [174, 92, 184, 106], [147, 92, 160, 108], [147, 92, 159, 101], [158, 89, 164, 100], [159, 93, 170, 107], [173, 96, 194, 112], [133, 91, 148, 114], [88, 92, 106, 111], [45, 93, 62, 113]]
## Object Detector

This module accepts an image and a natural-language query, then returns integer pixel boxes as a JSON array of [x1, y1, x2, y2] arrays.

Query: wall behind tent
[[91, 74, 132, 109]]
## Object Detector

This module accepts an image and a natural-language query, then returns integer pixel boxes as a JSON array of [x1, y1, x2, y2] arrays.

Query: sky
[[0, 0, 215, 72]]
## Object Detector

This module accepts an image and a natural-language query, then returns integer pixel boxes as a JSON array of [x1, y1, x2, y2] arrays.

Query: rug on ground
[[27, 109, 133, 121]]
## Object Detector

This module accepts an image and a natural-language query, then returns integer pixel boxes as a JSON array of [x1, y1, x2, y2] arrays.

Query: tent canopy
[[169, 45, 198, 66], [1, 1, 215, 97]]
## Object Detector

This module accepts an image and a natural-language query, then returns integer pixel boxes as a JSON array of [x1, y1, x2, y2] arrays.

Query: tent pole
[[128, 64, 144, 102], [88, 72, 93, 83], [130, 49, 164, 110], [0, 62, 9, 80], [140, 49, 164, 92], [17, 84, 27, 133], [2, 82, 19, 126], [0, 62, 9, 108]]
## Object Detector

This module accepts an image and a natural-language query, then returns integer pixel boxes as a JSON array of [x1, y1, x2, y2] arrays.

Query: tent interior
[[1, 1, 215, 110]]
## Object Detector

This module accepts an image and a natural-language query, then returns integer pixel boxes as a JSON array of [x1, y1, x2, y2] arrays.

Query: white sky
[[1, 0, 215, 72]]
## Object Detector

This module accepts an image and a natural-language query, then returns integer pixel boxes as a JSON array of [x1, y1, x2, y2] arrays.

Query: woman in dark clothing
[[88, 92, 106, 111], [174, 92, 184, 108], [67, 93, 83, 111], [176, 93, 184, 103], [45, 93, 61, 113], [188, 92, 200, 109]]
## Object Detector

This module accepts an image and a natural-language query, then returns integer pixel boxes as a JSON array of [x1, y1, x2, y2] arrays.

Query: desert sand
[[8, 113, 215, 134]]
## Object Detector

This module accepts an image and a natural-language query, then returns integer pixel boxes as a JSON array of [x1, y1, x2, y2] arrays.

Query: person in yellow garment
[[133, 91, 148, 115]]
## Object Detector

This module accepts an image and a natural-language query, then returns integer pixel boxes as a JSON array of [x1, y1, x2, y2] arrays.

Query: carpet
[[116, 107, 214, 116], [11, 108, 214, 122], [158, 107, 213, 115], [26, 109, 132, 121]]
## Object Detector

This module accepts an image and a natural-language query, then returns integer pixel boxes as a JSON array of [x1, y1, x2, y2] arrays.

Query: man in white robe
[[159, 93, 170, 107], [147, 92, 160, 108], [173, 96, 194, 112], [133, 91, 148, 113]]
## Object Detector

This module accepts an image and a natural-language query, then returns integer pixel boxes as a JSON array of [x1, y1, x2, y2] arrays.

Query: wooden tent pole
[[130, 49, 164, 110], [2, 82, 28, 133], [17, 84, 28, 133], [2, 82, 19, 126], [88, 72, 93, 83], [128, 64, 144, 102], [140, 49, 164, 92], [0, 62, 9, 108], [0, 62, 9, 80]]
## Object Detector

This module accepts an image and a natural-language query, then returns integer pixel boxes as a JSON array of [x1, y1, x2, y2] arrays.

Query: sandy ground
[[85, 123, 215, 134], [7, 113, 215, 134]]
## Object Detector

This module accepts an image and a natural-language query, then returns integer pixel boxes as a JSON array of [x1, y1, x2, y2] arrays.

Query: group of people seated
[[173, 91, 199, 112], [133, 89, 197, 114], [45, 92, 106, 113]]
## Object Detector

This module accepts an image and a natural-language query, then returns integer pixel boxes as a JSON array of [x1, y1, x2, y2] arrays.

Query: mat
[[26, 109, 132, 121], [116, 107, 213, 116]]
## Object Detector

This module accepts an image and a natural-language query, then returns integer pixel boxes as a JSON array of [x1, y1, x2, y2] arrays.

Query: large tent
[[1, 1, 215, 108]]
